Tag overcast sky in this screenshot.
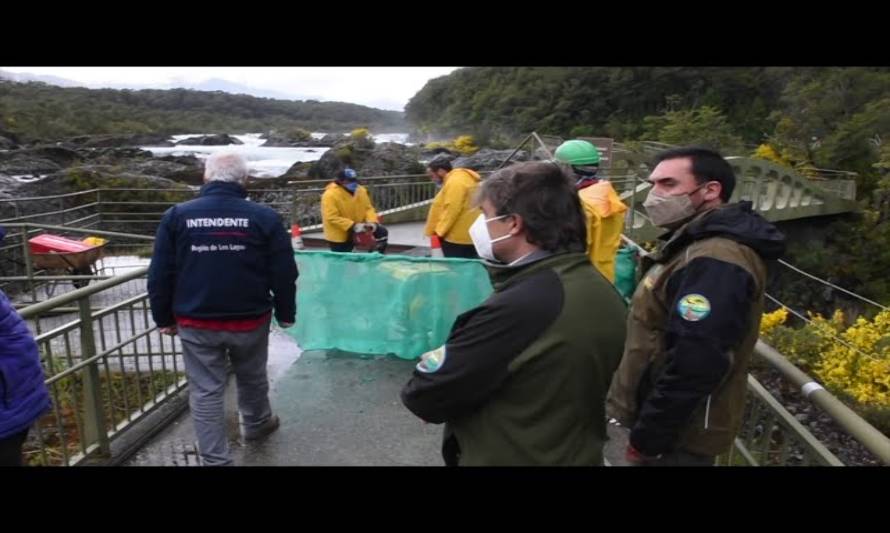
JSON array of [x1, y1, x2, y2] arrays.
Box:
[[0, 67, 460, 111]]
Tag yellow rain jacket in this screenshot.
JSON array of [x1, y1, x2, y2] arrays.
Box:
[[578, 181, 627, 282], [424, 168, 481, 245], [321, 182, 379, 243]]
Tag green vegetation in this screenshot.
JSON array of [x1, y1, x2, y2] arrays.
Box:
[[0, 81, 406, 142], [408, 67, 890, 308]]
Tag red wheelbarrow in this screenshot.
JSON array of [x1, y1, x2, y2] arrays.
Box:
[[28, 234, 109, 288]]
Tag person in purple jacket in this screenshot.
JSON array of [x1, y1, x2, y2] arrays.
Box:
[[0, 225, 51, 466]]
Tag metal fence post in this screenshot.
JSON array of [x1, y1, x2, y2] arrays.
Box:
[[19, 224, 37, 304], [96, 190, 103, 230], [78, 295, 111, 457], [627, 174, 637, 241]]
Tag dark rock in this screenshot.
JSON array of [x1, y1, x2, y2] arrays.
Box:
[[75, 147, 155, 165], [419, 149, 459, 162], [261, 139, 292, 147], [451, 149, 529, 171], [175, 134, 243, 146], [259, 130, 329, 147], [0, 156, 61, 176], [15, 166, 191, 199], [0, 145, 82, 175], [0, 173, 22, 191], [297, 136, 423, 180], [157, 154, 204, 167], [127, 159, 204, 185], [245, 175, 293, 189], [262, 138, 331, 148], [0, 129, 22, 146], [62, 133, 174, 148], [260, 131, 299, 147], [0, 135, 19, 150], [279, 161, 313, 180]]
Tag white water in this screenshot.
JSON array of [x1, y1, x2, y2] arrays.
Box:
[[6, 131, 413, 182], [140, 133, 327, 178], [373, 133, 412, 145], [311, 132, 411, 144], [139, 132, 413, 178]]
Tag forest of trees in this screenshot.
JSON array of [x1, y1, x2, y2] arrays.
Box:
[[0, 81, 407, 141], [407, 67, 888, 176]]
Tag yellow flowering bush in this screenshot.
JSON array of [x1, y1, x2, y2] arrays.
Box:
[[752, 144, 792, 168], [759, 307, 789, 335], [424, 140, 450, 151], [350, 128, 370, 140], [814, 311, 890, 407], [423, 135, 480, 156], [451, 135, 480, 155], [760, 308, 890, 410]]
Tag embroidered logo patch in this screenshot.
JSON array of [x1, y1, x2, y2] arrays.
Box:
[[677, 294, 711, 321]]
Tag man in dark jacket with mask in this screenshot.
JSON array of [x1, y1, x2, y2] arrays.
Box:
[[607, 147, 786, 466], [401, 161, 627, 466]]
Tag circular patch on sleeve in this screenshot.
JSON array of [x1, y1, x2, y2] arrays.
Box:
[[677, 294, 711, 321]]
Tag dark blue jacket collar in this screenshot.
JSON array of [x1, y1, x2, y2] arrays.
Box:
[[200, 180, 248, 198]]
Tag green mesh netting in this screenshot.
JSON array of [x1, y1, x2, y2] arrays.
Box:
[[288, 251, 493, 359], [614, 247, 638, 302]]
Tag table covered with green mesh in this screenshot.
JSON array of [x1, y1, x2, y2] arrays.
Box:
[[288, 251, 493, 359]]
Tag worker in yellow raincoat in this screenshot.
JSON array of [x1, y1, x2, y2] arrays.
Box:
[[423, 158, 482, 258], [321, 168, 388, 253], [554, 140, 627, 282]]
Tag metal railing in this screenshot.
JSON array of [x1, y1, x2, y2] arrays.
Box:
[[717, 376, 844, 466], [16, 266, 186, 466], [0, 174, 439, 281], [0, 173, 440, 233], [717, 341, 890, 466], [750, 341, 890, 465]]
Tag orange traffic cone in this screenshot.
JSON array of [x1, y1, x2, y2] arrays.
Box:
[[430, 234, 444, 258], [291, 224, 305, 250]]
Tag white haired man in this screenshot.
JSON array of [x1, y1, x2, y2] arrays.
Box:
[[148, 152, 298, 466]]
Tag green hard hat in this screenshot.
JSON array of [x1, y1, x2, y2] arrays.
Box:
[[554, 139, 601, 166]]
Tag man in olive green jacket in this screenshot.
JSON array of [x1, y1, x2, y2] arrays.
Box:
[[402, 161, 627, 466]]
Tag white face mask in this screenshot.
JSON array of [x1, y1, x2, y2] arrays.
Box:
[[469, 213, 513, 262]]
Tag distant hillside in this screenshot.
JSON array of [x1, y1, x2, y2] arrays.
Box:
[[0, 80, 407, 141]]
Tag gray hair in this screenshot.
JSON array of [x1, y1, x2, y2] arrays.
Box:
[[204, 152, 249, 183]]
